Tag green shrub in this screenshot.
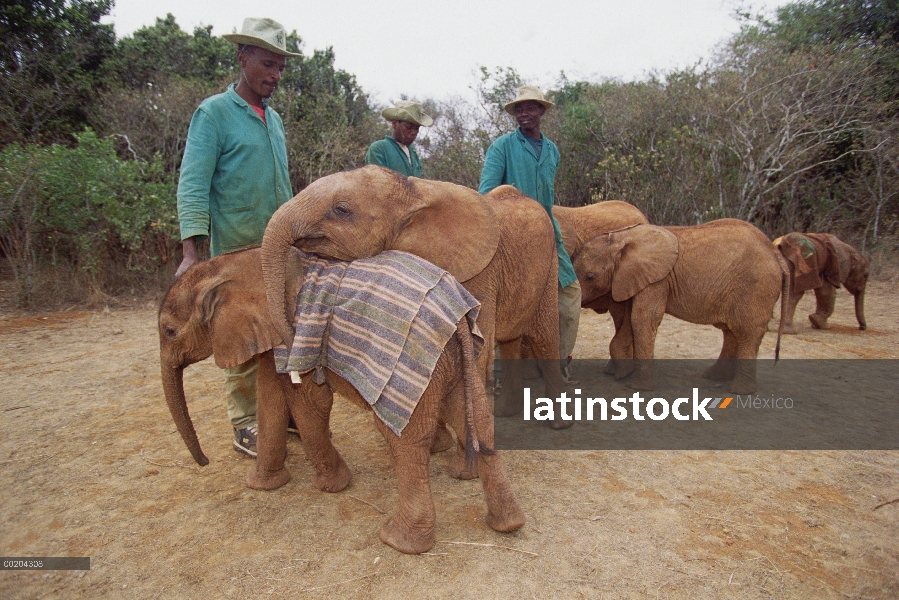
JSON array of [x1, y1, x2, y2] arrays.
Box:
[[0, 129, 176, 308]]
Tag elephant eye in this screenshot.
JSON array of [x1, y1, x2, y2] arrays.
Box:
[[164, 327, 177, 339], [333, 204, 350, 217], [585, 273, 596, 281]]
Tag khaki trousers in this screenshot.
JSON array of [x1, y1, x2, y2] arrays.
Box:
[[558, 280, 582, 361], [223, 356, 258, 429]]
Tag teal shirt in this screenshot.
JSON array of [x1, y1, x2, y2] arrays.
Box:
[[177, 84, 292, 257], [365, 136, 422, 177], [479, 128, 577, 288]]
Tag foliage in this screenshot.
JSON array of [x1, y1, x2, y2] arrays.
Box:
[[3, 1, 899, 310], [102, 14, 237, 88], [0, 130, 176, 307], [274, 38, 381, 191], [418, 66, 522, 187], [0, 0, 116, 145]]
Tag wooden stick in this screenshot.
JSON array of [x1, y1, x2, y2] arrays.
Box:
[[348, 494, 387, 514], [438, 541, 538, 557], [301, 572, 377, 593], [873, 497, 899, 511]]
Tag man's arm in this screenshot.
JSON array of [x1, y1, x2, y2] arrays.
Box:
[[478, 140, 506, 195], [175, 108, 219, 276]]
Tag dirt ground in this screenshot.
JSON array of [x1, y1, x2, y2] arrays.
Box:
[[1, 281, 897, 599]]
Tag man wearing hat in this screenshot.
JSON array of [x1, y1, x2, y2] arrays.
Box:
[[365, 101, 433, 177], [175, 17, 299, 457], [478, 86, 582, 383]]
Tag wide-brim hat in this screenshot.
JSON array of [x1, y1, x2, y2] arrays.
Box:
[[382, 101, 434, 127], [223, 18, 301, 57], [504, 85, 554, 116]]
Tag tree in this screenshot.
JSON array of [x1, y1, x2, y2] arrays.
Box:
[[0, 0, 116, 145]]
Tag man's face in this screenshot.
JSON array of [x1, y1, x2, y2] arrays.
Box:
[[238, 46, 287, 100], [514, 100, 546, 131], [391, 120, 421, 146]]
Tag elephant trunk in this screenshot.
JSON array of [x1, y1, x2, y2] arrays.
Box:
[[261, 202, 309, 347], [160, 363, 209, 466]]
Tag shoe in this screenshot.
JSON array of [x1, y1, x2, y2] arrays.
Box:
[[233, 424, 258, 458]]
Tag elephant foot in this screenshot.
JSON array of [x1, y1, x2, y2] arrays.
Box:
[[602, 359, 617, 376], [702, 362, 735, 382], [859, 323, 867, 330], [430, 424, 454, 454], [245, 466, 291, 491], [613, 361, 637, 381], [549, 418, 574, 430], [782, 324, 798, 335], [729, 377, 757, 396], [808, 314, 830, 329], [493, 392, 522, 418], [486, 497, 526, 533], [448, 449, 479, 480], [379, 515, 435, 554], [624, 373, 656, 391], [312, 457, 352, 493]]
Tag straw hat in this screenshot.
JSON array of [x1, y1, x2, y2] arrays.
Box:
[[223, 18, 301, 57], [504, 86, 554, 116], [382, 101, 434, 127]]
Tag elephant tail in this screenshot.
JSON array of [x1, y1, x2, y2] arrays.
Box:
[[456, 319, 495, 470], [774, 252, 791, 362]]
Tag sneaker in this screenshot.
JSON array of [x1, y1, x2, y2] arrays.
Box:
[[233, 424, 258, 458]]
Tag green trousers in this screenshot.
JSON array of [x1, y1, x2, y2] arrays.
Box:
[[223, 356, 258, 429]]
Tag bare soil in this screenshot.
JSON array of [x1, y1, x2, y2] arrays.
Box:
[[1, 282, 897, 599]]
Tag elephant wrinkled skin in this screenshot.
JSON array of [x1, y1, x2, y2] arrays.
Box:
[[157, 248, 524, 554], [261, 165, 569, 428], [774, 232, 868, 334], [572, 219, 788, 394]]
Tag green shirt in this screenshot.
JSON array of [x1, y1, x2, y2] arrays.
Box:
[[177, 84, 292, 257], [365, 136, 422, 177], [478, 128, 577, 288]]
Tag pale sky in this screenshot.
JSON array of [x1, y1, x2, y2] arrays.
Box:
[[103, 0, 790, 106]]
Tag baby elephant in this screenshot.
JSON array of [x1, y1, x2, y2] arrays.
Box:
[[774, 232, 868, 333], [572, 219, 788, 394], [158, 247, 524, 554]]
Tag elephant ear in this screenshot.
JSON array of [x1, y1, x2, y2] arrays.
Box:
[[392, 179, 500, 282], [815, 234, 850, 287], [777, 233, 824, 291], [609, 225, 678, 302], [199, 276, 283, 369]]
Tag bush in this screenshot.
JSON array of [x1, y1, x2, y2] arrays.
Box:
[[0, 129, 177, 307]]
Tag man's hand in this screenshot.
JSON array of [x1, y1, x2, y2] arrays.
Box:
[[174, 237, 199, 279]]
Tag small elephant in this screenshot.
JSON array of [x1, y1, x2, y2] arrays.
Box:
[[158, 247, 524, 554], [572, 219, 788, 394], [261, 166, 568, 428], [774, 232, 868, 333], [554, 201, 650, 364]]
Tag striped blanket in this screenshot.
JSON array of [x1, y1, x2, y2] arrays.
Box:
[[274, 250, 483, 435]]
